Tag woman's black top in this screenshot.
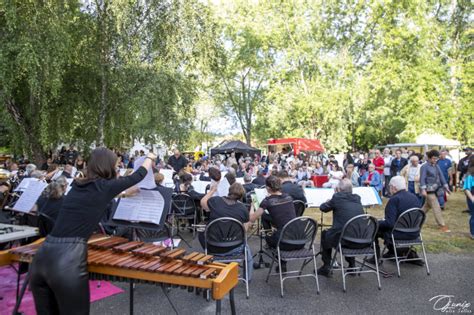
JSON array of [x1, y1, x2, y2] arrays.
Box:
[[208, 196, 249, 223], [50, 166, 147, 239], [36, 195, 64, 221], [260, 194, 296, 231]]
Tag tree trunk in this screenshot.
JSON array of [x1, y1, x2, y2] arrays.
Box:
[[5, 98, 46, 165], [96, 0, 109, 147]]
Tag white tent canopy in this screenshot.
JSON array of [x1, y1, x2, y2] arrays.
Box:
[[415, 133, 460, 146]]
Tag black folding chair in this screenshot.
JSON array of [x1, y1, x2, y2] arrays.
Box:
[[331, 214, 381, 292], [204, 217, 249, 298], [293, 200, 307, 217], [383, 208, 430, 277], [170, 193, 198, 245], [265, 216, 320, 297]]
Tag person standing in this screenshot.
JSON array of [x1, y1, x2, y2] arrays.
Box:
[[29, 148, 156, 314], [400, 155, 422, 202], [167, 149, 188, 174], [382, 148, 393, 197], [437, 149, 452, 209], [462, 156, 474, 239], [420, 150, 451, 233], [458, 147, 472, 186]]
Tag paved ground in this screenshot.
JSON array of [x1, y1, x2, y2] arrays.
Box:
[[91, 233, 474, 315]]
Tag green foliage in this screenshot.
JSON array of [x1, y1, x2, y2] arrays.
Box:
[[1, 0, 472, 161]]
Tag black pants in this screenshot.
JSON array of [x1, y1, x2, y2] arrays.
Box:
[[30, 236, 89, 315], [261, 213, 304, 251], [320, 230, 358, 268]]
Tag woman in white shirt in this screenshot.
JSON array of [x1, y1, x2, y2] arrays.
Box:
[[323, 161, 344, 188]]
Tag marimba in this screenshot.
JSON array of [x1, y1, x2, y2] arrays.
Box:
[[0, 236, 239, 314]]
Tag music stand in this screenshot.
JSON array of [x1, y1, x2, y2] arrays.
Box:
[[105, 187, 175, 315], [105, 187, 173, 243]]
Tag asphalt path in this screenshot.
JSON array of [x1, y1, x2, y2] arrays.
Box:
[[91, 234, 474, 315]]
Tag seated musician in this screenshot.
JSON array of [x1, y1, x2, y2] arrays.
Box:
[[200, 182, 253, 279], [317, 179, 364, 277], [32, 176, 69, 221], [372, 176, 422, 264], [175, 171, 206, 227], [278, 169, 307, 204], [199, 166, 221, 182], [175, 171, 205, 201], [249, 175, 298, 272], [29, 148, 156, 314], [242, 173, 258, 193], [251, 169, 266, 186]]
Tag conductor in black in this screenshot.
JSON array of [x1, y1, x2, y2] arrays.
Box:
[[29, 148, 157, 315]]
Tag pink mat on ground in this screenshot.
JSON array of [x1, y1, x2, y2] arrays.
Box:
[[0, 265, 124, 315]]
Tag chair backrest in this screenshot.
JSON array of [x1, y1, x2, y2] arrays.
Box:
[[277, 216, 318, 248], [293, 200, 307, 217], [38, 212, 56, 237], [204, 217, 246, 253], [339, 214, 378, 248], [171, 193, 196, 216], [392, 208, 425, 234]]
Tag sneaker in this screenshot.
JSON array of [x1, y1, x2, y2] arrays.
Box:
[[439, 226, 451, 233], [317, 266, 331, 277], [470, 235, 474, 240]]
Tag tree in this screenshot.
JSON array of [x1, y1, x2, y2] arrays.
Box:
[[210, 1, 273, 145]]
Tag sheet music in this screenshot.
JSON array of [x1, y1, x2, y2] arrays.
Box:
[[305, 188, 335, 208], [235, 177, 245, 184], [304, 187, 382, 207], [65, 178, 74, 195], [12, 180, 48, 213], [113, 190, 165, 225], [160, 169, 175, 186], [14, 178, 36, 191], [133, 157, 156, 189], [353, 187, 382, 206], [192, 180, 208, 194], [51, 170, 63, 181], [254, 188, 268, 207], [217, 178, 230, 197]]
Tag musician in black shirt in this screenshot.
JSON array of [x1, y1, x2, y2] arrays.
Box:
[[29, 148, 156, 315]]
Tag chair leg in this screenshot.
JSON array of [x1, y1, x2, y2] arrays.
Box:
[[312, 246, 320, 294], [278, 254, 284, 298], [265, 254, 275, 283], [393, 243, 401, 277], [244, 250, 249, 298], [421, 241, 430, 276], [340, 247, 346, 292], [373, 243, 382, 290], [391, 235, 402, 277]]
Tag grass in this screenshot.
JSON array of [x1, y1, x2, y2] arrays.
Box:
[[305, 190, 474, 255]]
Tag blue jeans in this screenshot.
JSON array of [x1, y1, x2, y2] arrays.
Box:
[[408, 181, 423, 204], [215, 244, 253, 281], [467, 197, 474, 236]]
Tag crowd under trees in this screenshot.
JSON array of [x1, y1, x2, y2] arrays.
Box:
[[0, 0, 472, 164]]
